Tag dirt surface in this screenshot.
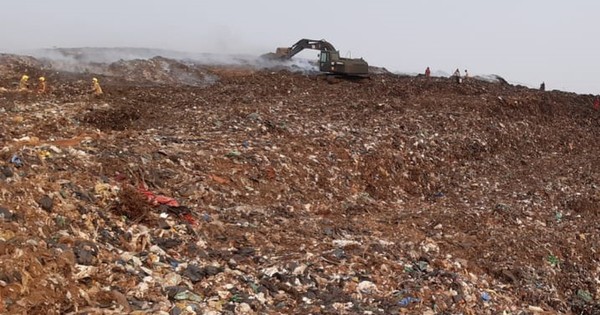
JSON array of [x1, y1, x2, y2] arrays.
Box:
[[1, 53, 600, 314]]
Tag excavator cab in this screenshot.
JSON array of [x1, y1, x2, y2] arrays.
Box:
[[319, 50, 368, 77], [319, 51, 331, 68]]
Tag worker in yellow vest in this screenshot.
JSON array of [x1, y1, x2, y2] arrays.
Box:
[[92, 77, 103, 96], [19, 75, 30, 91]]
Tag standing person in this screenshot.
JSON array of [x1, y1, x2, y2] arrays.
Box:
[[594, 96, 600, 111], [464, 69, 469, 79], [19, 75, 29, 91], [452, 68, 461, 84], [92, 77, 103, 96], [38, 77, 47, 94], [425, 66, 431, 78], [540, 82, 545, 91]]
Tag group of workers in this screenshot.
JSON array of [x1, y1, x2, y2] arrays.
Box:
[[14, 75, 103, 96], [424, 66, 468, 84], [18, 75, 44, 92], [424, 67, 600, 110], [451, 68, 469, 83]]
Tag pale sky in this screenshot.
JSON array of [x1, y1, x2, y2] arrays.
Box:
[[1, 1, 597, 94]]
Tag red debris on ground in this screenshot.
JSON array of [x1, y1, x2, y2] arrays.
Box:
[[139, 185, 180, 207]]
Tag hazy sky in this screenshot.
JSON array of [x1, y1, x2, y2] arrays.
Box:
[[1, 1, 597, 94]]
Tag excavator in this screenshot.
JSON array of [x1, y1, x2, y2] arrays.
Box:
[[265, 39, 369, 77]]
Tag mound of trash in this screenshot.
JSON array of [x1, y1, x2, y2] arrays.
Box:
[[106, 57, 216, 86], [0, 53, 599, 314]]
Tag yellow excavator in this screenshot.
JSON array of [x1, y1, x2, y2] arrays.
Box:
[[265, 39, 369, 77]]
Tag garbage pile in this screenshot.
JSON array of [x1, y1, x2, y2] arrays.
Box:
[[0, 53, 599, 314], [106, 57, 217, 86]]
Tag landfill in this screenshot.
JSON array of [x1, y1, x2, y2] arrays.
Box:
[[0, 52, 599, 314]]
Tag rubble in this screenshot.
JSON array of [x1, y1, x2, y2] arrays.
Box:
[[0, 52, 599, 314]]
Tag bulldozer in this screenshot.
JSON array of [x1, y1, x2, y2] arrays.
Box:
[[265, 39, 369, 77]]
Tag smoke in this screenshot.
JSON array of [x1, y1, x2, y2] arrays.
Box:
[[25, 47, 319, 75], [4, 47, 318, 87]]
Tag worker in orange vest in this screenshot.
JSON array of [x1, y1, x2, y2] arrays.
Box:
[[38, 77, 47, 93]]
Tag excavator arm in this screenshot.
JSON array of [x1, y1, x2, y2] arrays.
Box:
[[275, 39, 336, 59], [285, 39, 336, 59]]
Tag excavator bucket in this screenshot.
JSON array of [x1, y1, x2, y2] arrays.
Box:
[[275, 47, 291, 58], [260, 47, 291, 60]]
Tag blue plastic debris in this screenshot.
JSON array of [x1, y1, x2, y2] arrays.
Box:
[[201, 213, 212, 222], [166, 257, 180, 268], [242, 140, 250, 148], [398, 297, 420, 307], [10, 154, 23, 168], [481, 291, 491, 302]]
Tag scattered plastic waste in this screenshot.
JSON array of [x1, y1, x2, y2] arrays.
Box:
[[139, 186, 180, 207], [225, 150, 241, 158], [0, 52, 597, 314], [577, 289, 593, 303], [0, 207, 15, 221], [201, 213, 212, 222], [10, 154, 23, 167], [398, 296, 420, 307], [357, 281, 377, 294], [481, 291, 491, 302], [173, 290, 203, 303], [38, 150, 51, 160], [416, 260, 429, 272]]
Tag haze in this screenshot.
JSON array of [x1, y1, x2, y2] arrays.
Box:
[[1, 0, 597, 94]]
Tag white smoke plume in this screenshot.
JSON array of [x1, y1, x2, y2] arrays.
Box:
[[25, 47, 318, 75]]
